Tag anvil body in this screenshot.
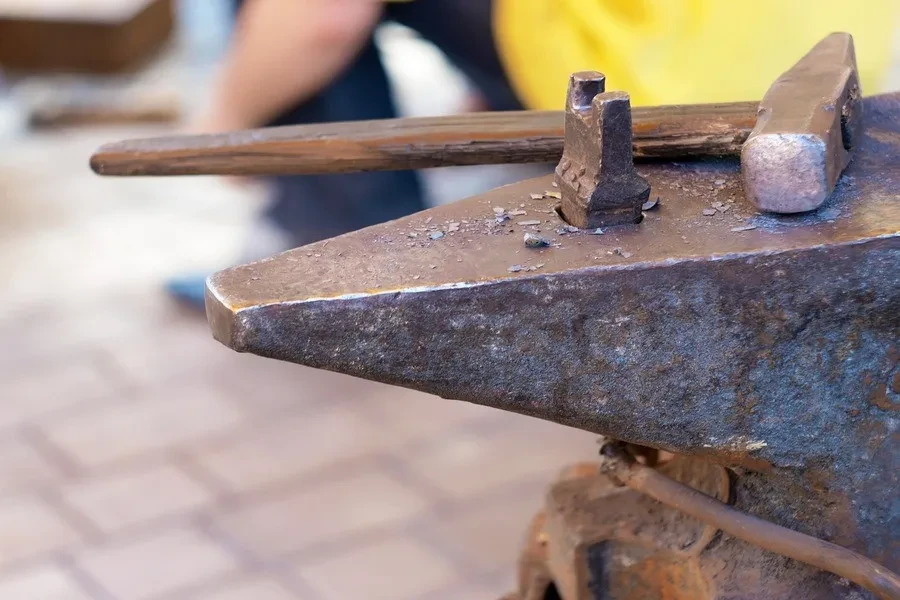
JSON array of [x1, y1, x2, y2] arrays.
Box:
[[207, 94, 899, 598]]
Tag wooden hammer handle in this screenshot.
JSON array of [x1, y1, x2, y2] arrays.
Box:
[[90, 101, 759, 177]]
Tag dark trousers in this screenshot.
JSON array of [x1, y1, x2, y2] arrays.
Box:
[[239, 0, 520, 246]]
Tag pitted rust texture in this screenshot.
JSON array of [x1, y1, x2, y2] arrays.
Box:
[[513, 509, 553, 600], [541, 457, 728, 600], [509, 457, 886, 599], [555, 71, 650, 228], [207, 94, 900, 585], [742, 33, 861, 213]]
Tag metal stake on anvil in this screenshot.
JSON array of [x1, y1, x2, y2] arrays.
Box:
[[555, 72, 650, 228]]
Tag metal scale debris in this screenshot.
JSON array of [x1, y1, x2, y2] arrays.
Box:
[[93, 34, 899, 599]]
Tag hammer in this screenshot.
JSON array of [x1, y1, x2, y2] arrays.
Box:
[[90, 33, 860, 214], [742, 32, 860, 213]]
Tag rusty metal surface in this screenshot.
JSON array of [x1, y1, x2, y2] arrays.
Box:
[[514, 455, 894, 600], [597, 443, 900, 599], [541, 457, 728, 600], [207, 93, 900, 583], [555, 72, 650, 228], [514, 509, 552, 600], [742, 33, 861, 213]]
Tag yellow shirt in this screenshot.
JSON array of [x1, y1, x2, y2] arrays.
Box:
[[493, 0, 899, 108]]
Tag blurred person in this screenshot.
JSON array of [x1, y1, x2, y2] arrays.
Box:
[[169, 0, 899, 307], [168, 0, 516, 307]]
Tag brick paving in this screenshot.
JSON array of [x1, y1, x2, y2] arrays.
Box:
[[0, 126, 598, 599]]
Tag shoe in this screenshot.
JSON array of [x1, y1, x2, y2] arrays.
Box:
[[165, 275, 208, 311], [165, 218, 295, 311]]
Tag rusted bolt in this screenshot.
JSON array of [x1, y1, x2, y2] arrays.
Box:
[[555, 71, 650, 229]]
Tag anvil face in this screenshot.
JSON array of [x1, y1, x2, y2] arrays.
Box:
[[206, 95, 899, 567]]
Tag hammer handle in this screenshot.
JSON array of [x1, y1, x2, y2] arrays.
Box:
[[90, 101, 759, 177]]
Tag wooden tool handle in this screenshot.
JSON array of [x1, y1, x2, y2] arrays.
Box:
[[90, 101, 759, 177]]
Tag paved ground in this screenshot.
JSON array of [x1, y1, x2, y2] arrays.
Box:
[[0, 117, 601, 600], [0, 10, 600, 598]]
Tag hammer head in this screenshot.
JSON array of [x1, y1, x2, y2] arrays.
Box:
[[742, 33, 860, 214]]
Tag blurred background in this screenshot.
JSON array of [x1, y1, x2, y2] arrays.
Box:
[[1, 3, 899, 600], [0, 2, 598, 599]]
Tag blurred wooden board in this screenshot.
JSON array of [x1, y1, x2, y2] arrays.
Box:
[[0, 0, 174, 73]]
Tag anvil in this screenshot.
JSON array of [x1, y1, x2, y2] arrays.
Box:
[[90, 31, 899, 595], [204, 93, 899, 598]]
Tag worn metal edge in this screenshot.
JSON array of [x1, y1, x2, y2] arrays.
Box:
[[205, 233, 897, 353]]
